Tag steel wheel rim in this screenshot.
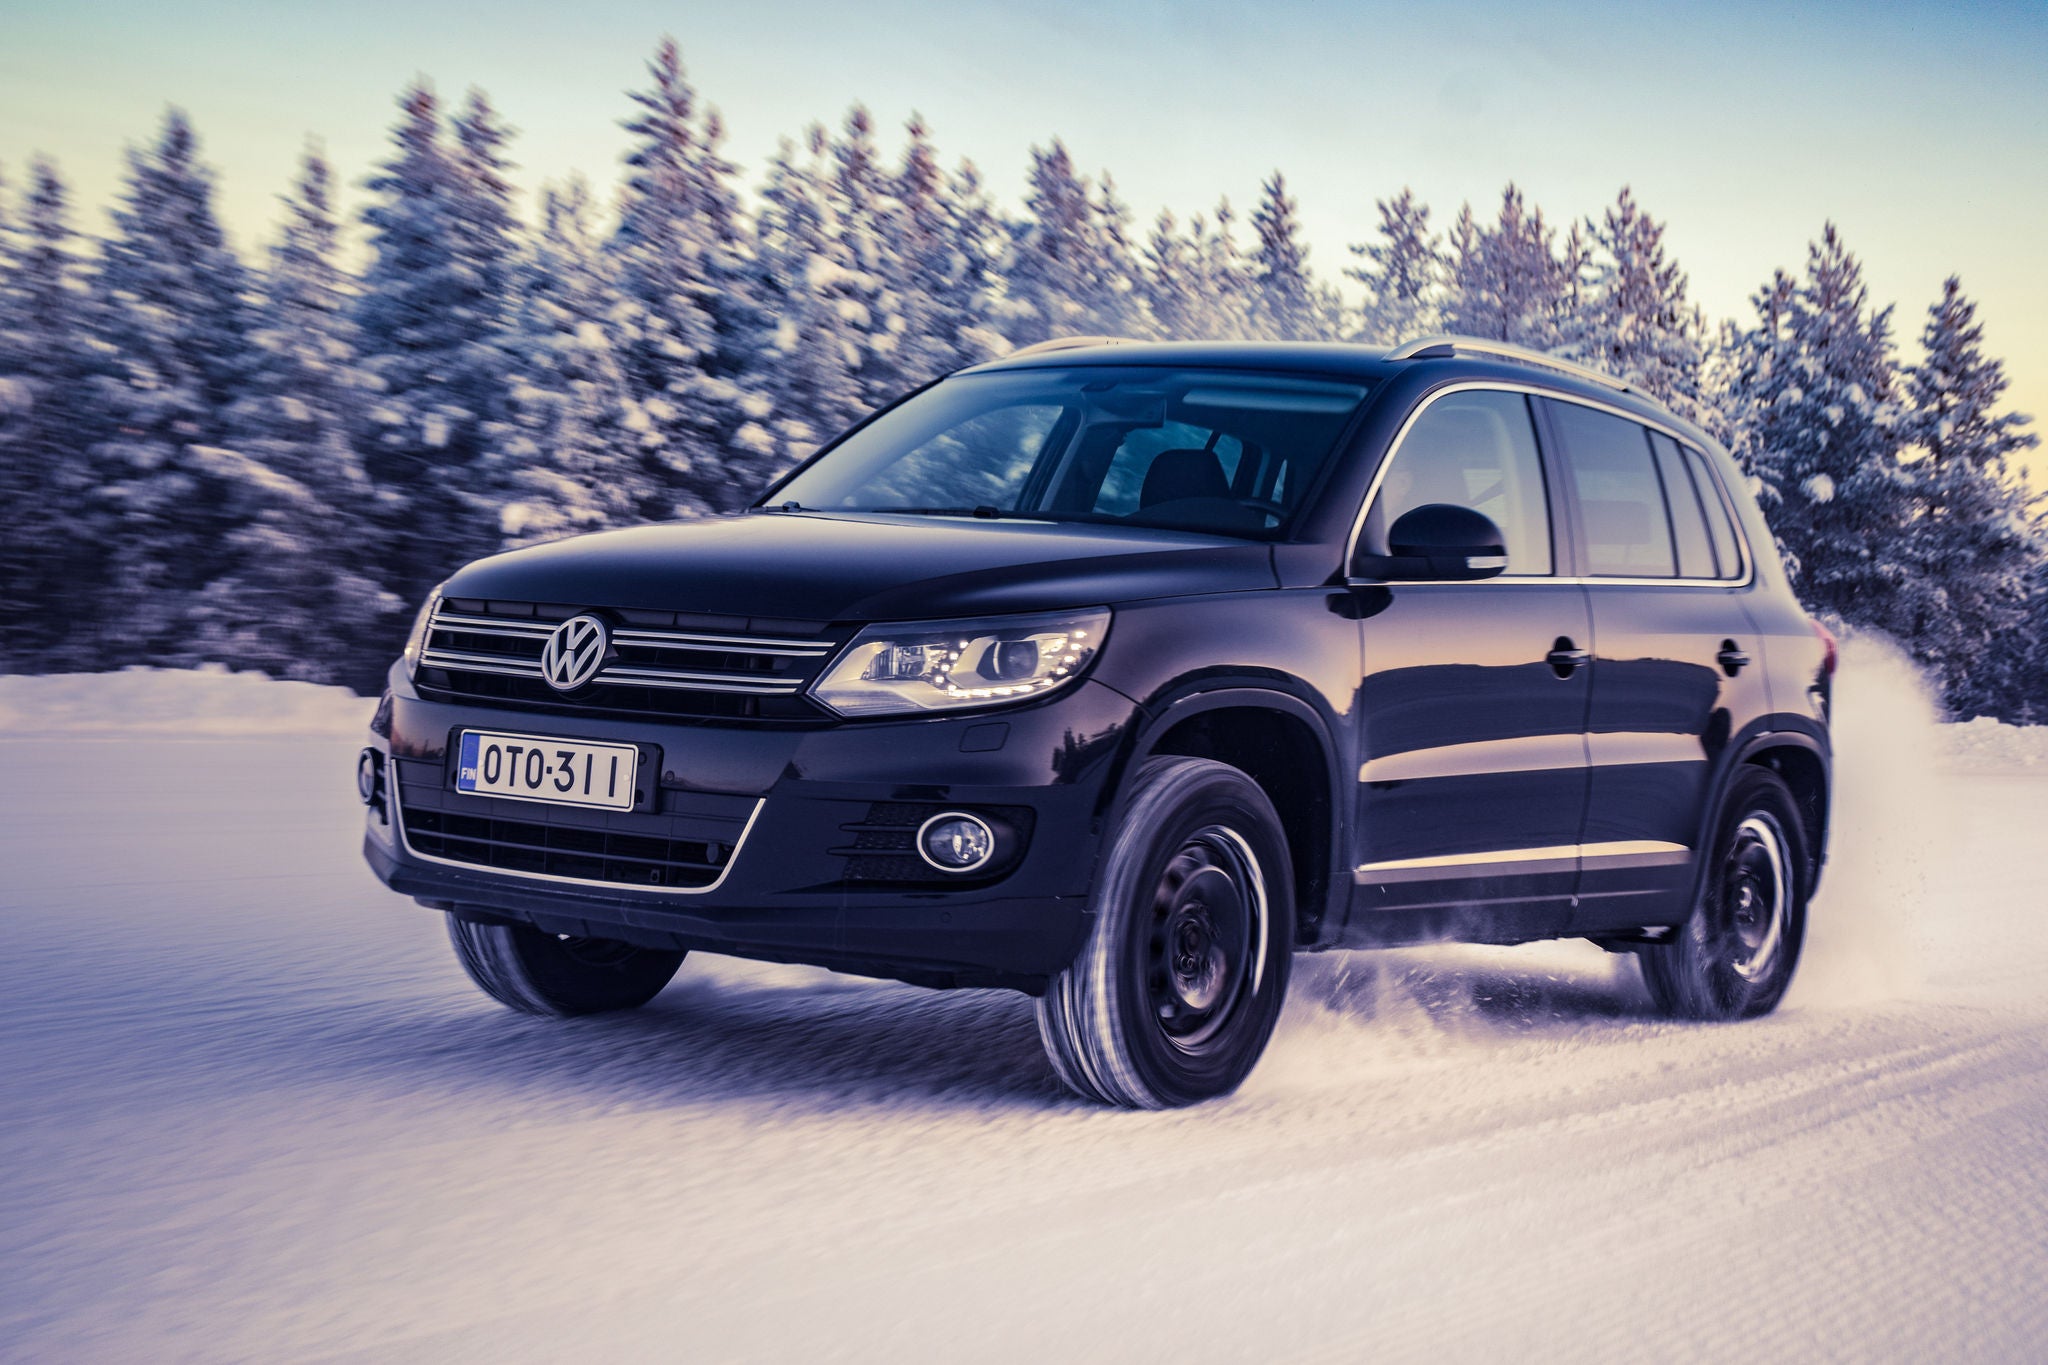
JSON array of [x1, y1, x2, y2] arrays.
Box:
[[1725, 814, 1788, 982], [1145, 824, 1268, 1053]]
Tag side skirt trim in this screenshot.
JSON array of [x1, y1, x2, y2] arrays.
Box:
[[1354, 839, 1689, 885]]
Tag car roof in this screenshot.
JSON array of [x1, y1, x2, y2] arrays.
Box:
[[959, 339, 1721, 453]]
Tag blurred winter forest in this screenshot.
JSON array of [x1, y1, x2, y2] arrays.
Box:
[[0, 39, 2039, 713]]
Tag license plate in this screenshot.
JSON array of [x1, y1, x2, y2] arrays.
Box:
[[455, 730, 640, 811]]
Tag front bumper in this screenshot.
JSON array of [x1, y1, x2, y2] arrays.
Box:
[[360, 668, 1137, 991]]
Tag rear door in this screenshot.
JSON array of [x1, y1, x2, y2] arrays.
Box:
[[1347, 387, 1592, 940], [1540, 397, 1769, 931]]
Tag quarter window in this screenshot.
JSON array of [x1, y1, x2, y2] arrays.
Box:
[[1683, 445, 1745, 580], [1361, 390, 1553, 576], [1650, 431, 1717, 579]]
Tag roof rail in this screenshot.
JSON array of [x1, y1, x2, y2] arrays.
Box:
[[1004, 335, 1142, 359], [1385, 334, 1632, 394]]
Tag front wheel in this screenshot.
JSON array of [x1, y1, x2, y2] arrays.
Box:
[[447, 916, 686, 1016], [1037, 756, 1294, 1108], [1641, 766, 1809, 1020]]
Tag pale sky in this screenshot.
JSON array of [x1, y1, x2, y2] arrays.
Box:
[[5, 0, 2044, 472]]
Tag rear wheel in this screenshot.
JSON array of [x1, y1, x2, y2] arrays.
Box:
[[1641, 767, 1808, 1020], [1037, 756, 1294, 1108], [447, 916, 686, 1016]]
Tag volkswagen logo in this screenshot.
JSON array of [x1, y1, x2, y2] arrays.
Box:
[[539, 615, 609, 692]]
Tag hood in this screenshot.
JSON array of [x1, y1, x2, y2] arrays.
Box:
[[441, 512, 1278, 621]]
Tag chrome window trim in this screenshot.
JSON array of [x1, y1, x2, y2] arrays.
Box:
[[1344, 381, 1755, 589], [389, 777, 767, 897]]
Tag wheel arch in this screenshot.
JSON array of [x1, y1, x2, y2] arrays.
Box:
[[1119, 683, 1347, 947], [1692, 729, 1830, 902]]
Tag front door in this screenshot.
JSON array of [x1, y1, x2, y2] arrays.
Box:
[[1346, 387, 1592, 943]]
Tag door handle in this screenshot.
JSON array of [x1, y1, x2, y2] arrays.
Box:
[[1716, 640, 1751, 677], [1546, 637, 1591, 679]]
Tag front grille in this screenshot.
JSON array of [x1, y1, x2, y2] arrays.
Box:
[[416, 598, 843, 721], [394, 759, 756, 890]]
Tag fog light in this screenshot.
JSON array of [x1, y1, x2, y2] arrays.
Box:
[[917, 811, 996, 873], [357, 747, 384, 805]]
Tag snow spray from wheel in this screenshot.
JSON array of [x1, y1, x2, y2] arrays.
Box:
[[1253, 632, 1953, 1091], [1785, 631, 1950, 1009]]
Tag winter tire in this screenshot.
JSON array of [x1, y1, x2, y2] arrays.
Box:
[[447, 915, 686, 1017], [1036, 756, 1293, 1108], [1641, 766, 1809, 1021]]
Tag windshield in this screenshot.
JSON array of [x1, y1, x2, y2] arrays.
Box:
[[764, 366, 1373, 539]]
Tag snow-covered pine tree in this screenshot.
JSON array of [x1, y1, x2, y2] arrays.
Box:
[[613, 39, 774, 513], [1009, 141, 1147, 344], [1888, 276, 2043, 717], [1562, 187, 1708, 417], [1142, 209, 1200, 341], [86, 109, 256, 665], [885, 116, 1010, 383], [606, 41, 774, 511], [751, 127, 868, 474], [1720, 225, 1910, 630], [1347, 188, 1444, 346], [0, 158, 102, 669], [1440, 184, 1572, 349], [487, 177, 661, 549], [821, 104, 912, 410], [357, 81, 505, 600], [1090, 171, 1151, 338], [185, 143, 400, 688], [1248, 171, 1342, 341], [1188, 199, 1257, 340]]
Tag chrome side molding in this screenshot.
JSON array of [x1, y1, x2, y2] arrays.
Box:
[[1354, 839, 1689, 884]]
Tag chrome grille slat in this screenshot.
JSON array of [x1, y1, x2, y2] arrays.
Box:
[[599, 667, 805, 695], [431, 611, 557, 635], [610, 629, 834, 657], [421, 649, 545, 678]]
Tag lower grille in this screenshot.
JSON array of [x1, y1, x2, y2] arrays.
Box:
[[832, 801, 1034, 884], [394, 760, 756, 891]]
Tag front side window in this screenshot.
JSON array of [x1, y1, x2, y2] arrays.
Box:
[[1358, 389, 1554, 575], [766, 367, 1372, 540]]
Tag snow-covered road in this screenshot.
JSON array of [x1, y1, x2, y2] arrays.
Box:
[[4, 668, 2046, 1362]]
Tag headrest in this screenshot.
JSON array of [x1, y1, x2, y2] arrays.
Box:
[[1140, 448, 1231, 508]]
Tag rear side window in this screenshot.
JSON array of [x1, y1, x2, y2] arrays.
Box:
[[1649, 431, 1716, 578], [1683, 445, 1745, 579], [1363, 389, 1553, 575], [1548, 401, 1676, 578]]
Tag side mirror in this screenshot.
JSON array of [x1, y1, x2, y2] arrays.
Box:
[[1352, 503, 1508, 582]]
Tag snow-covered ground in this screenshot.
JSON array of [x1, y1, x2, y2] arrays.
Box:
[[4, 653, 2046, 1362]]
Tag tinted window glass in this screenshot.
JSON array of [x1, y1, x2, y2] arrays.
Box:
[[1650, 431, 1716, 579], [770, 367, 1370, 540], [1094, 422, 1236, 517], [859, 404, 1064, 509], [1684, 445, 1743, 579], [1363, 390, 1552, 575], [1550, 401, 1676, 578]]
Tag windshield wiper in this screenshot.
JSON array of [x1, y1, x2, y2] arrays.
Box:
[[859, 506, 1008, 519]]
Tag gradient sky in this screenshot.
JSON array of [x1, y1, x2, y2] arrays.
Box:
[[5, 0, 2045, 471]]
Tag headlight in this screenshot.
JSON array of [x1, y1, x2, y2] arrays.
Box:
[[401, 590, 441, 677], [810, 608, 1111, 717]]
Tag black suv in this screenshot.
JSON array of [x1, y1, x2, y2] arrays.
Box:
[[360, 336, 1834, 1108]]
